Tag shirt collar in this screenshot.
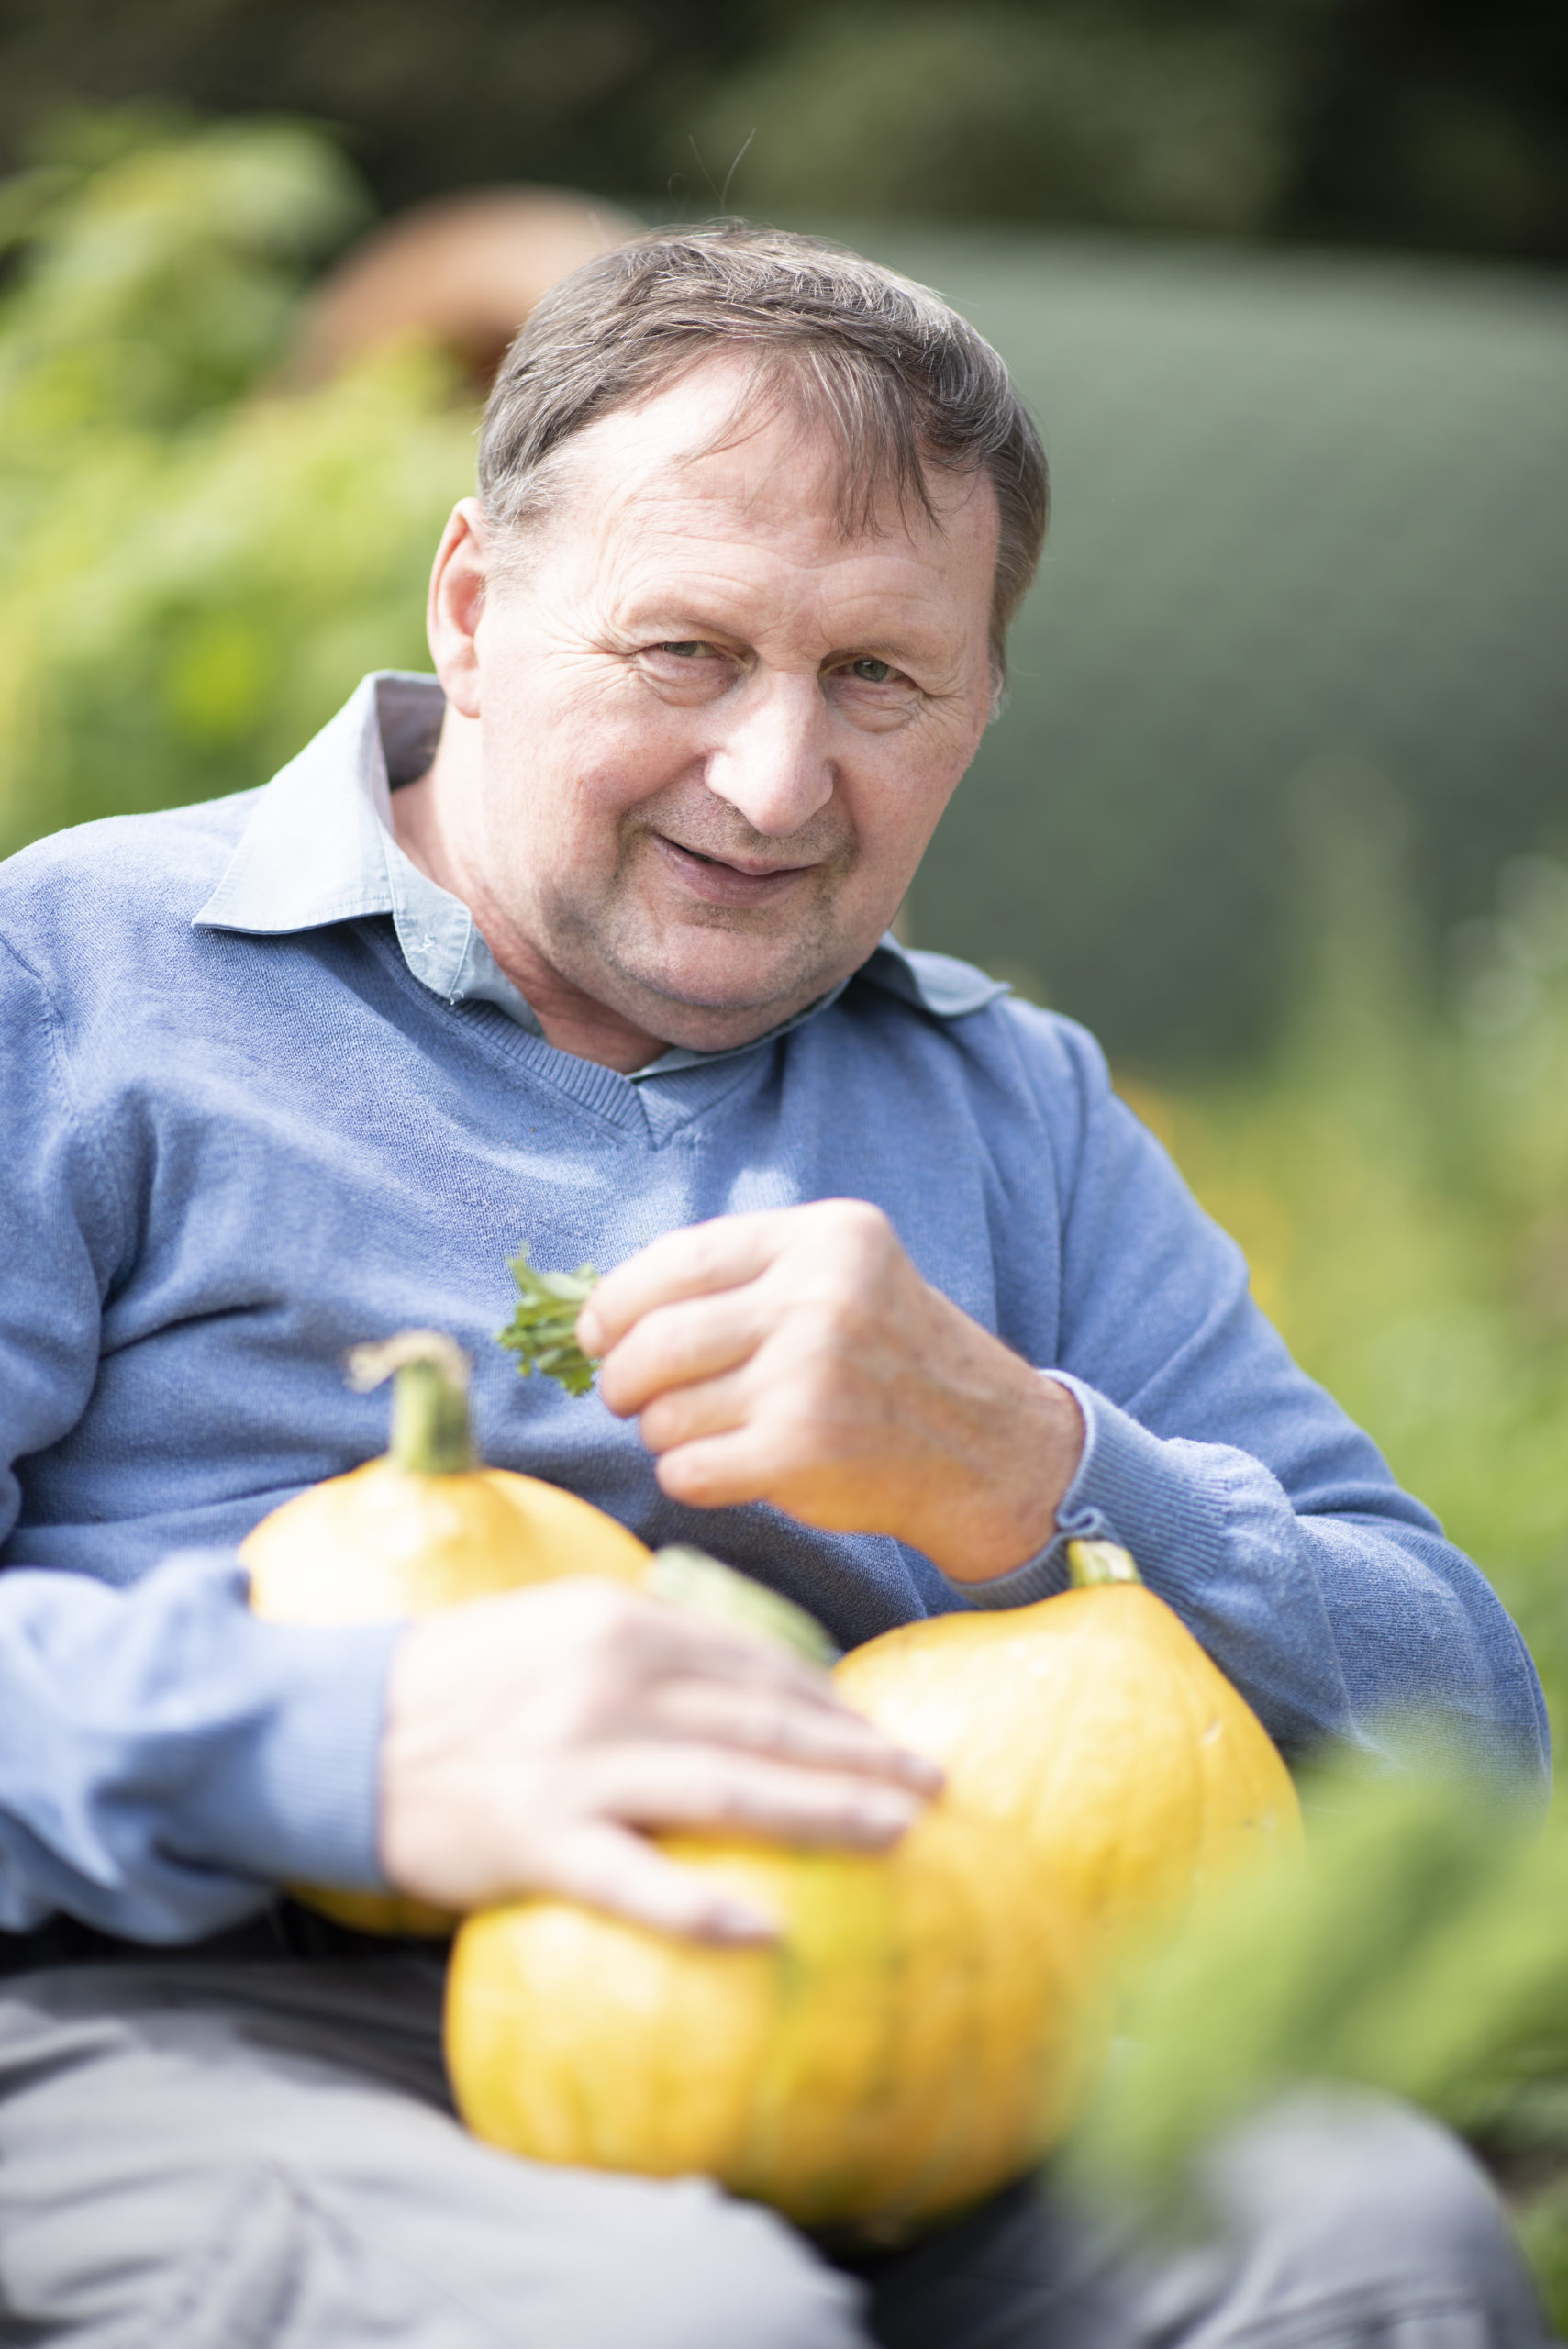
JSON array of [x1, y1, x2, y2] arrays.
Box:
[[194, 671, 1006, 1074]]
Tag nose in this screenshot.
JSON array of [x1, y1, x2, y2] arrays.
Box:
[[703, 673, 835, 839]]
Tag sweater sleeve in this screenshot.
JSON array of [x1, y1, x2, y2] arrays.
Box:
[[948, 1007, 1550, 1788], [0, 1556, 397, 1941], [0, 936, 397, 1943]]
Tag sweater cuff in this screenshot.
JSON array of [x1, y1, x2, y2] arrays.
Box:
[[942, 1371, 1231, 1612]]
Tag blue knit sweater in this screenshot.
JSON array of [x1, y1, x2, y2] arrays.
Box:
[[0, 676, 1548, 1943]]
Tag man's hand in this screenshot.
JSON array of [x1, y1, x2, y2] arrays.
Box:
[[577, 1202, 1084, 1584], [379, 1576, 939, 1942]]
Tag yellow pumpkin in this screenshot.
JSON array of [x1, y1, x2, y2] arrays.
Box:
[[243, 1332, 651, 1628], [833, 1539, 1300, 1967], [245, 1331, 832, 1934], [445, 1803, 1099, 2231]]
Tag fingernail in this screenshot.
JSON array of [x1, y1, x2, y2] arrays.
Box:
[[576, 1308, 602, 1353], [903, 1751, 944, 1791]]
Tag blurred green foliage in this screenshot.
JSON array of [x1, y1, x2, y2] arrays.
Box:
[[1133, 791, 1568, 1728], [0, 112, 472, 852], [2, 0, 1565, 262], [0, 109, 367, 440], [1072, 1769, 1568, 2317], [689, 9, 1291, 238], [1080, 1774, 1556, 2193]]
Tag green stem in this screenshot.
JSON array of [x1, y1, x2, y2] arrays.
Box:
[[1066, 1537, 1143, 1588], [388, 1358, 473, 1475], [346, 1330, 474, 1475]]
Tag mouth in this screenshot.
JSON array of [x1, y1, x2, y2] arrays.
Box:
[[653, 835, 819, 911]]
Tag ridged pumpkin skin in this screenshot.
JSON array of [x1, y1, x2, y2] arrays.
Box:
[[833, 1568, 1300, 1965], [446, 1806, 1097, 2230]]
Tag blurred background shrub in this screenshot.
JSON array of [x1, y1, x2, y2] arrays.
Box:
[[0, 113, 473, 846], [3, 0, 1565, 261]]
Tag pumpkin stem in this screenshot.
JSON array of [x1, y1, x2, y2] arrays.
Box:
[[1065, 1537, 1143, 1588], [647, 1545, 837, 1666], [346, 1330, 475, 1475]]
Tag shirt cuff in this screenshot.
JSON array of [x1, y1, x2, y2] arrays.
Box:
[[172, 1556, 401, 1893], [940, 1370, 1231, 1612]]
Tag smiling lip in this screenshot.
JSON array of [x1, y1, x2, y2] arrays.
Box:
[[654, 835, 818, 909]]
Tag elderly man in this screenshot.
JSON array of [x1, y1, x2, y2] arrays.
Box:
[[0, 227, 1551, 2347]]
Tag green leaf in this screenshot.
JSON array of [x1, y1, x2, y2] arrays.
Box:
[[497, 1245, 601, 1397]]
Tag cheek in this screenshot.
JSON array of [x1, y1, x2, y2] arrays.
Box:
[[486, 662, 704, 828], [848, 734, 970, 869]]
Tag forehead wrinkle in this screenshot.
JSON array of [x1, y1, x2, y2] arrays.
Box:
[[581, 462, 989, 647], [560, 353, 984, 565]]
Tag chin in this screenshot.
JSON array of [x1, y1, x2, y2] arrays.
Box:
[[621, 949, 835, 1041]]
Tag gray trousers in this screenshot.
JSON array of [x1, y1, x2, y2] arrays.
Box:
[[0, 1936, 1551, 2349]]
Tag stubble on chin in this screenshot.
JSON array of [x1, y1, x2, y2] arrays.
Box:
[[536, 826, 864, 1035]]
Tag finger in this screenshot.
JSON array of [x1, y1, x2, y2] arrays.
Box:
[[579, 1213, 787, 1355], [634, 1676, 944, 1790], [581, 1742, 926, 1847], [651, 1425, 820, 1515], [596, 1292, 764, 1419], [636, 1367, 752, 1454], [478, 1575, 842, 1705], [532, 1820, 779, 1944]]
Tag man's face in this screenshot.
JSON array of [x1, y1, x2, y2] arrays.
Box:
[[450, 359, 1000, 1052]]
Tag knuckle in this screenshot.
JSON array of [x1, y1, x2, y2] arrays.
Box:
[[712, 1771, 784, 1829], [657, 1449, 725, 1507], [638, 1392, 690, 1453], [593, 1353, 633, 1411], [568, 1575, 637, 1638], [827, 1197, 895, 1265], [556, 1579, 659, 1675]]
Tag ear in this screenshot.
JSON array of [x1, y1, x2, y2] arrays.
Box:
[[427, 498, 491, 719]]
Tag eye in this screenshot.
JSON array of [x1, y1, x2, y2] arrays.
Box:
[[657, 640, 720, 660], [848, 657, 895, 684]]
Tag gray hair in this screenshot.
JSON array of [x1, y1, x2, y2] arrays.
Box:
[[476, 223, 1049, 676]]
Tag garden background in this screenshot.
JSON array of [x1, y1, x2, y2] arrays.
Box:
[[3, 0, 1567, 2308]]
